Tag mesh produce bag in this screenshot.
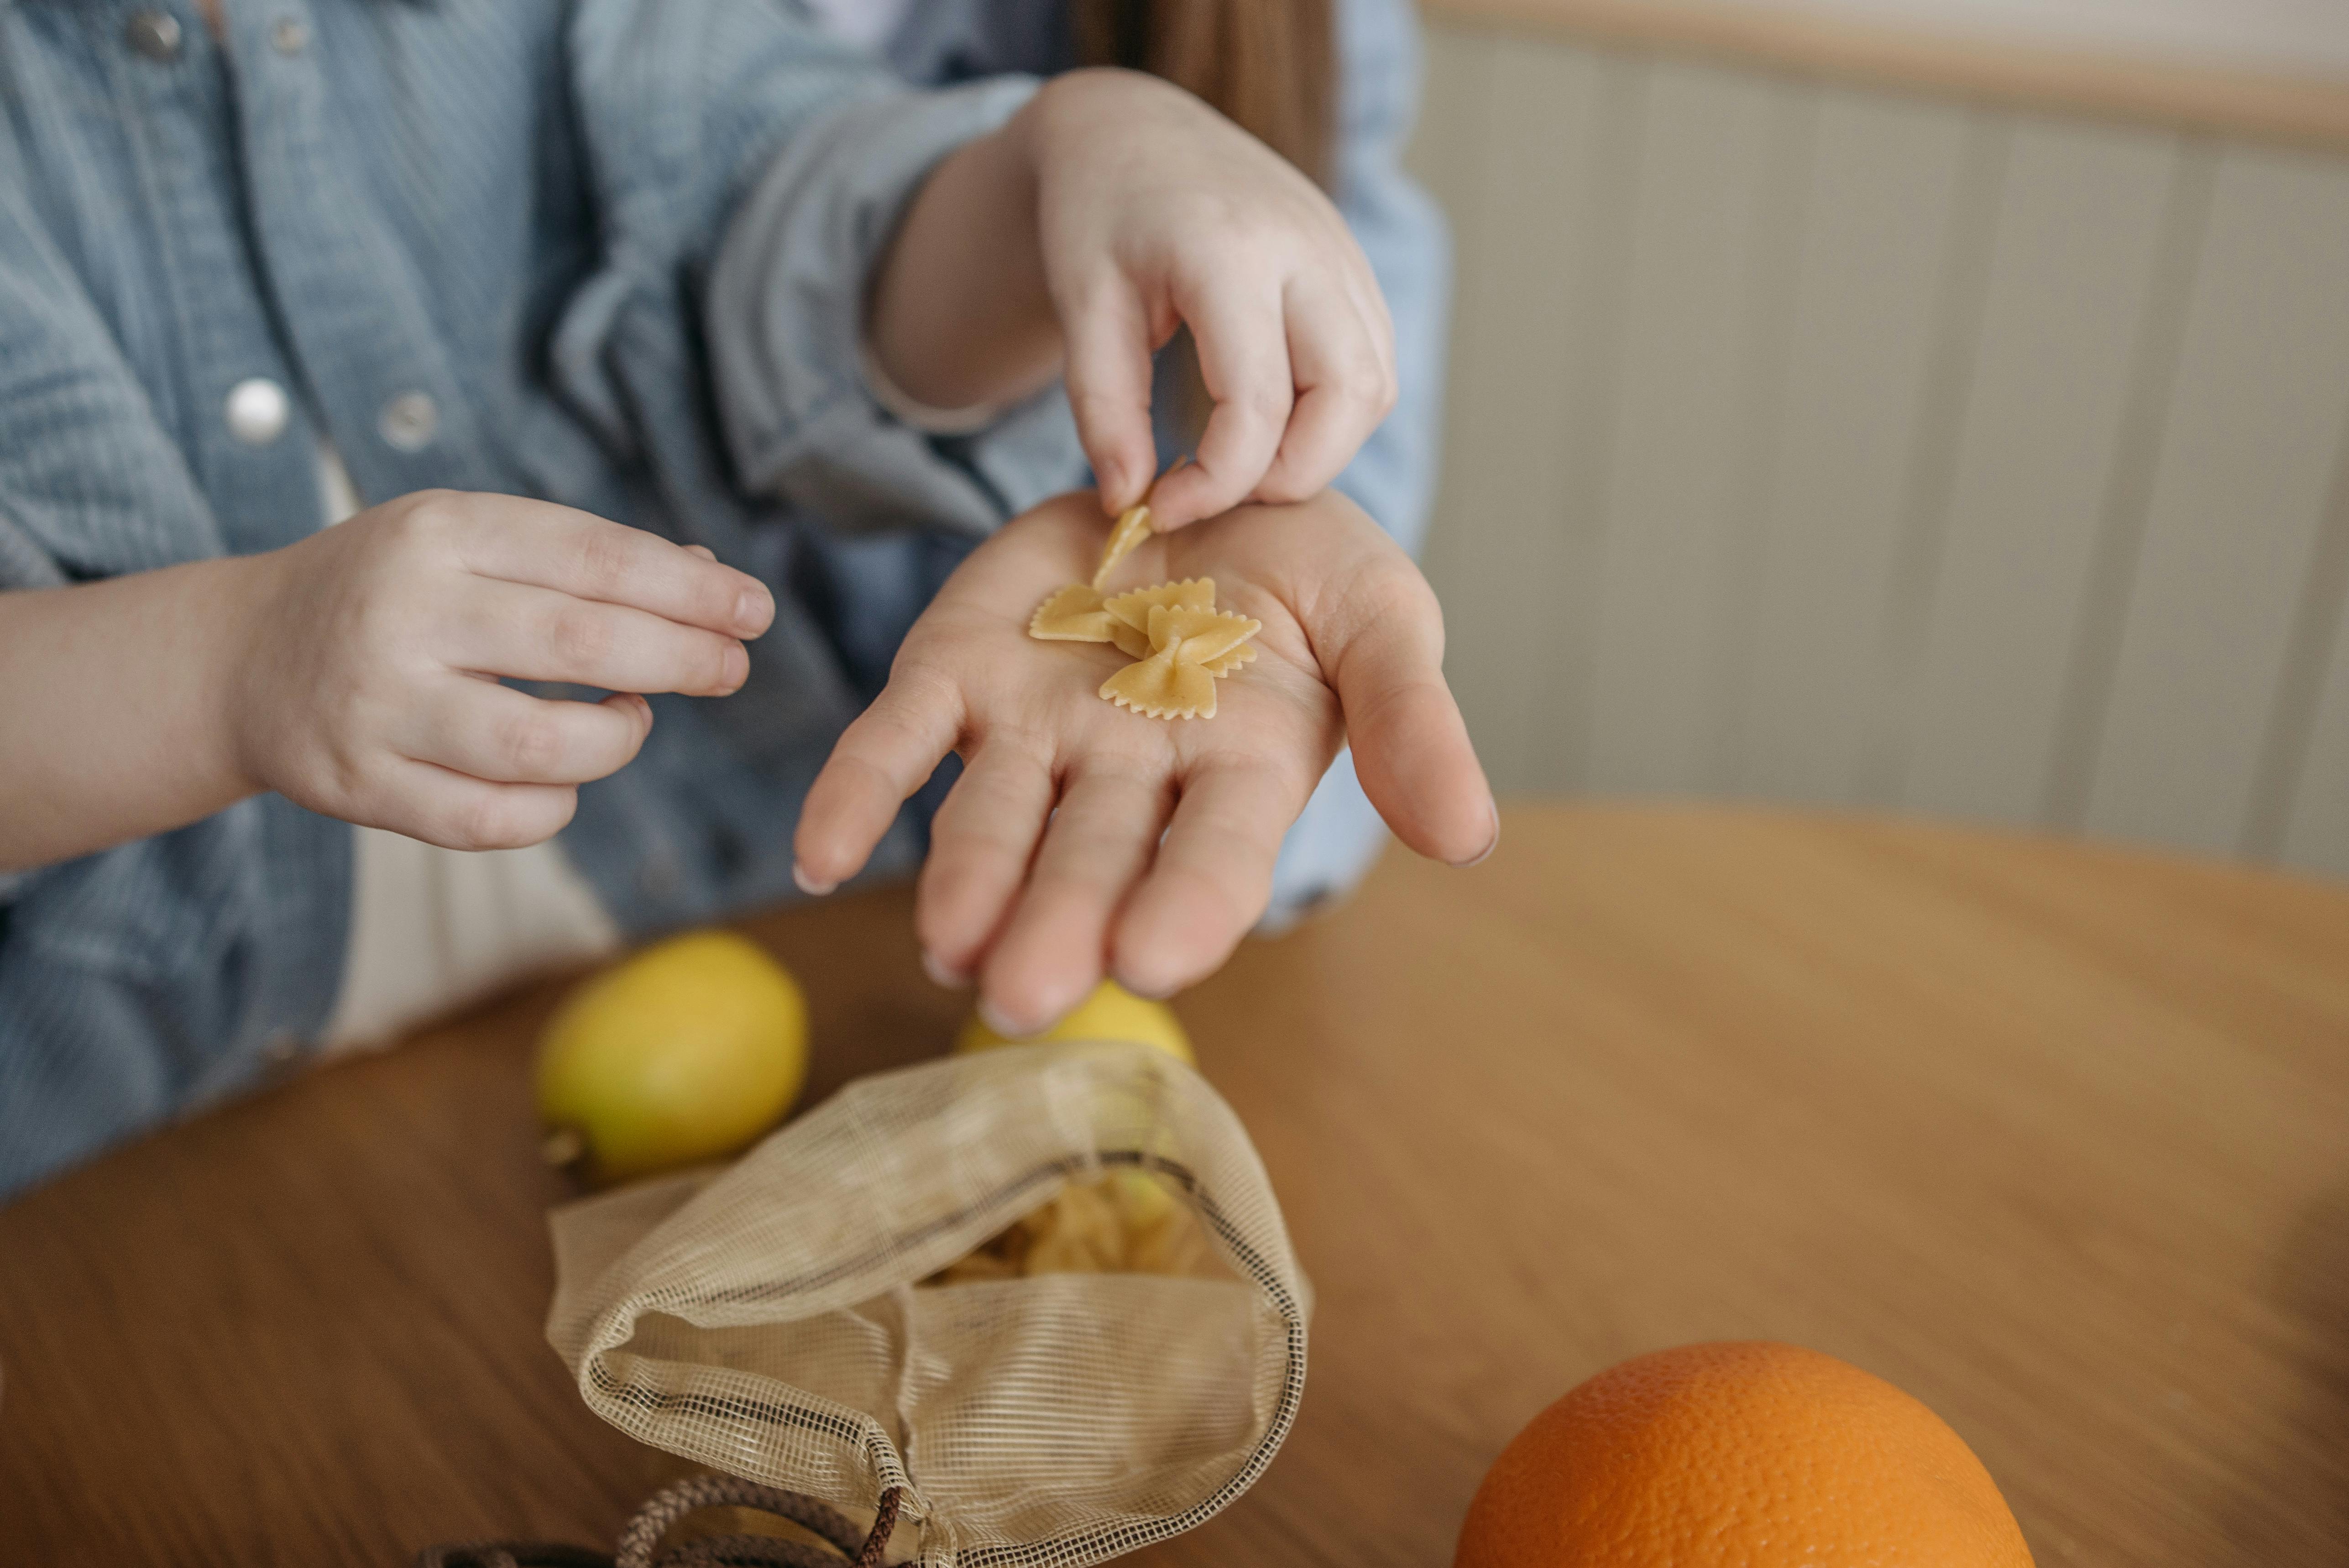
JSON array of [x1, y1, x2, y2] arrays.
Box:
[[545, 1041, 1310, 1567]]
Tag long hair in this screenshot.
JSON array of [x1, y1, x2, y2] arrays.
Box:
[[1070, 0, 1336, 187]]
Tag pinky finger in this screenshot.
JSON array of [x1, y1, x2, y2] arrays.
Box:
[[1061, 275, 1162, 516], [378, 759, 581, 852]]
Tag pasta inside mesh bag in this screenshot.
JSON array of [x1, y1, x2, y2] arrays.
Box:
[[546, 1042, 1310, 1568]]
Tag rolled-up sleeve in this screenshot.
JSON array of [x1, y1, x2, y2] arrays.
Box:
[[0, 510, 65, 593], [708, 77, 1086, 537], [1328, 0, 1452, 558], [548, 0, 897, 465], [0, 512, 59, 903]]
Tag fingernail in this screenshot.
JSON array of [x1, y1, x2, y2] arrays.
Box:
[[792, 861, 837, 898], [738, 585, 774, 631], [1451, 798, 1502, 869], [921, 949, 968, 990], [976, 998, 1034, 1040], [1118, 972, 1178, 1002]]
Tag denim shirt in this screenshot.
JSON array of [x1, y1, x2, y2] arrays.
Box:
[[0, 0, 1447, 1196]]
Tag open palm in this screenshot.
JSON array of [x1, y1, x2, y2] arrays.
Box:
[[793, 489, 1494, 1033]]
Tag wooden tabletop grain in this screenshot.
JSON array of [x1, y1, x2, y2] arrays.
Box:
[[3, 805, 2346, 1566]]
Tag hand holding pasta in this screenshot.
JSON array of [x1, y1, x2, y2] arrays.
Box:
[[792, 489, 1496, 1036], [1028, 481, 1264, 720]]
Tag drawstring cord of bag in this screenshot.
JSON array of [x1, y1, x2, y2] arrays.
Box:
[[417, 1476, 905, 1568]]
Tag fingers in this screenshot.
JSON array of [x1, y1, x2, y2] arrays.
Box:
[[1250, 281, 1397, 506], [794, 669, 964, 895], [370, 757, 581, 852], [400, 683, 653, 786], [977, 765, 1174, 1035], [1111, 762, 1303, 998], [1060, 274, 1161, 517], [454, 501, 773, 640], [1147, 277, 1292, 531], [915, 744, 1057, 983], [455, 580, 748, 696], [1332, 577, 1499, 868]]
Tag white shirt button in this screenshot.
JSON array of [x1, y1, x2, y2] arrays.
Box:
[[271, 17, 310, 55], [224, 378, 291, 446], [378, 391, 439, 452], [126, 10, 183, 63]]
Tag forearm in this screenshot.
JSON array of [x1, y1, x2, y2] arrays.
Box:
[[0, 557, 262, 873], [866, 89, 1059, 413]]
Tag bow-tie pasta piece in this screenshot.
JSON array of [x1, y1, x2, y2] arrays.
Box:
[[1109, 621, 1153, 661], [1202, 642, 1256, 678], [1091, 502, 1156, 592], [1105, 579, 1216, 631], [1030, 583, 1115, 642], [1089, 456, 1192, 592], [1099, 605, 1262, 721], [1103, 579, 1215, 659], [1101, 655, 1218, 720], [1147, 604, 1260, 664], [926, 1171, 1210, 1286]]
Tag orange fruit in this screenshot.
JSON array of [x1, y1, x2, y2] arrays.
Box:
[[1455, 1341, 2034, 1566]]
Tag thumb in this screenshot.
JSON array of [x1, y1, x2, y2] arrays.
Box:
[[1330, 577, 1498, 868]]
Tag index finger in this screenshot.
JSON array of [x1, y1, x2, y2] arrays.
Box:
[[1061, 273, 1163, 518], [455, 498, 775, 641]]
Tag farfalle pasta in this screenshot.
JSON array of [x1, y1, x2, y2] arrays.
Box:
[[1100, 605, 1261, 720], [1029, 583, 1117, 642], [1025, 470, 1261, 720]]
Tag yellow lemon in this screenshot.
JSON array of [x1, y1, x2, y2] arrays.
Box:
[[954, 979, 1194, 1066], [535, 930, 808, 1182]]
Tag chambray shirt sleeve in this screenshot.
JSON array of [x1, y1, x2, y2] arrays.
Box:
[[707, 77, 1081, 537], [546, 1, 921, 474], [0, 152, 226, 904], [1326, 0, 1451, 558], [0, 513, 63, 591], [0, 503, 55, 906], [0, 479, 49, 905]]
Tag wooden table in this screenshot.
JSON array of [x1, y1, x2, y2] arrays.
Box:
[[4, 805, 2346, 1565]]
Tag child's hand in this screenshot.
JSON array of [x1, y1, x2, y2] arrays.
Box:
[[868, 70, 1396, 532], [233, 491, 773, 850], [792, 490, 1495, 1034], [1027, 71, 1396, 528]]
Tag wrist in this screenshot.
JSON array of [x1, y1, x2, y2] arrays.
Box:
[[0, 553, 277, 872], [1019, 66, 1169, 145], [867, 110, 1058, 413], [205, 548, 289, 802]]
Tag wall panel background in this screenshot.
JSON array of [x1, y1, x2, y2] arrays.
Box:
[[1409, 19, 2348, 879]]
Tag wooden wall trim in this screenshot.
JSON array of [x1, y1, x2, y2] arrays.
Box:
[[1424, 0, 2349, 152]]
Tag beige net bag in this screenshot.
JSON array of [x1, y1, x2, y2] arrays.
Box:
[[544, 1041, 1310, 1567]]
